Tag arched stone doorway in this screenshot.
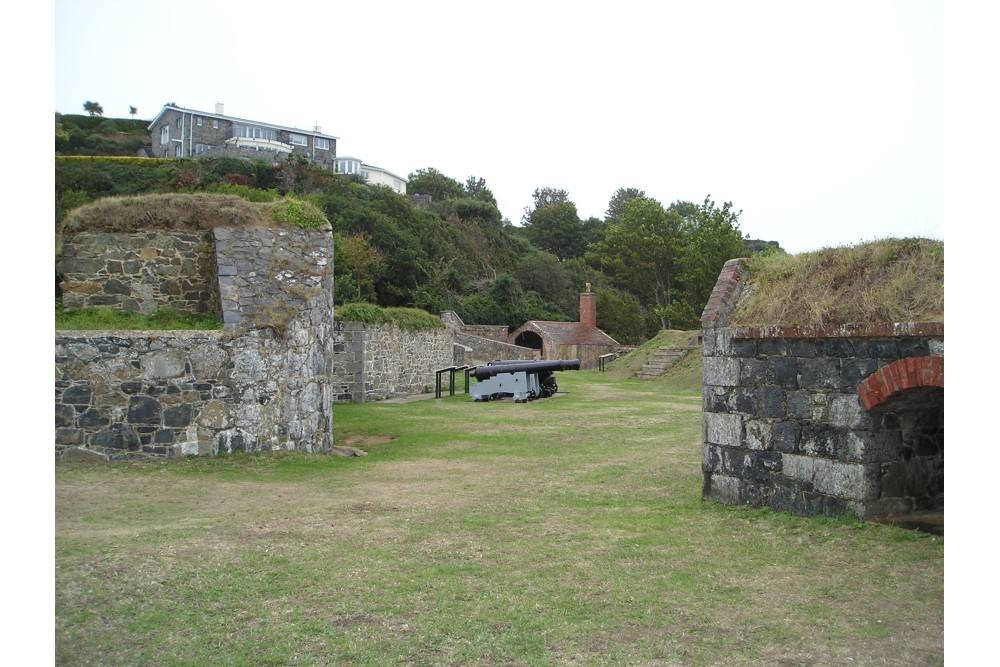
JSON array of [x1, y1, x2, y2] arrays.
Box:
[[514, 330, 544, 356], [858, 357, 944, 532]]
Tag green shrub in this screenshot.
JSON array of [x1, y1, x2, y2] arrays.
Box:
[[337, 302, 445, 331], [205, 182, 280, 203], [270, 196, 328, 229], [96, 119, 119, 133], [338, 302, 385, 324]]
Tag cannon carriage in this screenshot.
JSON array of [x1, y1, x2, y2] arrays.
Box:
[[469, 359, 580, 403]]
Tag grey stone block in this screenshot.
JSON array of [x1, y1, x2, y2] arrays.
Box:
[[828, 393, 871, 429], [705, 412, 743, 447], [757, 385, 785, 418], [704, 357, 741, 387]]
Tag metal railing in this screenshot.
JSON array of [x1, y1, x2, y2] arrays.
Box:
[[435, 365, 471, 398]]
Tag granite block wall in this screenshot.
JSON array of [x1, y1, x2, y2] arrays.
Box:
[[700, 259, 944, 520]]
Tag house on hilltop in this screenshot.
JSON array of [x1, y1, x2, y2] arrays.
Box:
[[149, 103, 339, 170], [148, 104, 407, 193], [333, 156, 408, 195]]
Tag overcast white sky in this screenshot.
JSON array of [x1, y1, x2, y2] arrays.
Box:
[[53, 0, 944, 254]]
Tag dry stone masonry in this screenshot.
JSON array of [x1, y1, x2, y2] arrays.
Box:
[[60, 231, 217, 315], [56, 225, 335, 460], [331, 320, 454, 403]]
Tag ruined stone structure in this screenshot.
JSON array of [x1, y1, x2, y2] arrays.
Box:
[[57, 226, 336, 460], [701, 259, 944, 521]]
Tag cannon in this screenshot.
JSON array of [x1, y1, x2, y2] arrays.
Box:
[[469, 359, 580, 403]]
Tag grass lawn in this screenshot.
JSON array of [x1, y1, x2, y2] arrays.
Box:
[[55, 367, 943, 666]]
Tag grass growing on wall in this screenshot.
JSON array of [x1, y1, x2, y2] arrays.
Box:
[[56, 304, 221, 331], [338, 302, 446, 331], [55, 370, 943, 666], [732, 238, 944, 326]]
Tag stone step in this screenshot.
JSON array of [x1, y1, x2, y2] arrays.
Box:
[[634, 344, 697, 379]]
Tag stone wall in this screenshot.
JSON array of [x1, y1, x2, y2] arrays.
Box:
[[440, 311, 536, 365], [454, 332, 537, 365], [331, 321, 454, 403], [56, 225, 335, 460], [59, 231, 217, 315], [701, 259, 944, 520], [458, 324, 510, 343]]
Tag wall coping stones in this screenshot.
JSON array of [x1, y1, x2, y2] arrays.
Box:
[[728, 322, 944, 340]]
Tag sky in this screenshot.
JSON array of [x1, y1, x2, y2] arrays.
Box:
[[52, 0, 945, 255]]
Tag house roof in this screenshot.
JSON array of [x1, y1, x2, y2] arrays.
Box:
[[360, 163, 408, 183], [147, 105, 339, 140], [515, 321, 619, 347]]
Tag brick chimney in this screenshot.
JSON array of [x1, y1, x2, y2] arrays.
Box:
[[580, 283, 596, 328]]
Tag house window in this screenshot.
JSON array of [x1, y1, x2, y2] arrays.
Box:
[[160, 125, 170, 145], [289, 133, 307, 147], [394, 180, 402, 190], [176, 117, 182, 128], [197, 117, 203, 127], [232, 124, 278, 142], [195, 143, 211, 154], [212, 119, 219, 129], [315, 137, 329, 150]]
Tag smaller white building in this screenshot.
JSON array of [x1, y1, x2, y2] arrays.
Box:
[[335, 156, 407, 195]]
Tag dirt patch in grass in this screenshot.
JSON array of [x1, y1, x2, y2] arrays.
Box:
[[340, 433, 395, 449]]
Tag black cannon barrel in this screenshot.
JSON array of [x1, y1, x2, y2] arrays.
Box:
[[471, 359, 580, 381]]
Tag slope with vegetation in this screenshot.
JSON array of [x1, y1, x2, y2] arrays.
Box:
[[55, 116, 761, 345]]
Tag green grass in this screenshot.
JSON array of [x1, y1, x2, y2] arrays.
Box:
[[55, 371, 943, 666], [55, 304, 221, 331]]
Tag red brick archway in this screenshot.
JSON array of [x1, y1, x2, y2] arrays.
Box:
[[857, 356, 944, 411]]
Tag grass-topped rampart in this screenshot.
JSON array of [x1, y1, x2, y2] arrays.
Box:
[[61, 192, 329, 236], [731, 238, 943, 326]]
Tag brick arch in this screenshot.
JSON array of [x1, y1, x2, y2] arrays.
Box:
[[857, 356, 944, 411]]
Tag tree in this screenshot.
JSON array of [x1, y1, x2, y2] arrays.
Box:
[[580, 216, 607, 250], [83, 101, 104, 117], [129, 106, 138, 117], [675, 196, 746, 311], [605, 187, 645, 222], [524, 201, 585, 260], [407, 167, 466, 202], [516, 250, 574, 316], [531, 187, 571, 209], [587, 196, 684, 328], [464, 176, 497, 207], [667, 200, 699, 218]]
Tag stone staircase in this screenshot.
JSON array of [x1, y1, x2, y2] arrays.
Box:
[[634, 338, 699, 379]]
